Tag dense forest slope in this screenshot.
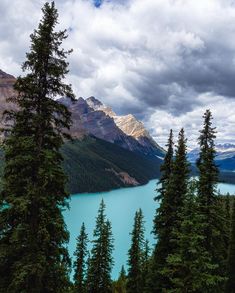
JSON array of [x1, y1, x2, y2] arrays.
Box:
[[61, 136, 162, 194]]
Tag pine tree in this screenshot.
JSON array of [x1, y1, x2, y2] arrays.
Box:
[[197, 109, 218, 251], [165, 180, 223, 292], [0, 2, 74, 292], [159, 128, 190, 289], [148, 130, 174, 291], [73, 222, 89, 293], [87, 199, 114, 293], [127, 209, 145, 293], [142, 239, 151, 291], [197, 110, 227, 289], [112, 266, 127, 293], [148, 129, 189, 292], [226, 198, 235, 293], [155, 129, 174, 202], [169, 128, 189, 228]]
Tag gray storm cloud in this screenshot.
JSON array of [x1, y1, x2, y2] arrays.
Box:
[[0, 0, 234, 146]]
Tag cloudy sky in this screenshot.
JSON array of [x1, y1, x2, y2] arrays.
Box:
[[0, 0, 235, 147]]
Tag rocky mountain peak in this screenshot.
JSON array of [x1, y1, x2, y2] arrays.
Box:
[[86, 96, 103, 108], [0, 69, 15, 80], [86, 96, 116, 117], [114, 114, 150, 139], [0, 71, 165, 157]]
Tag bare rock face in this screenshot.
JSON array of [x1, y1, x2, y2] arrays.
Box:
[[86, 96, 116, 117], [0, 70, 17, 139], [0, 69, 16, 106], [84, 96, 165, 157], [114, 114, 150, 139], [63, 97, 128, 143], [0, 69, 164, 157]]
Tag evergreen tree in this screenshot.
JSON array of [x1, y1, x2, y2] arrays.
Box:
[[165, 180, 223, 292], [112, 266, 127, 293], [159, 128, 190, 289], [0, 2, 74, 292], [197, 110, 227, 289], [154, 129, 174, 202], [226, 198, 235, 293], [169, 128, 189, 228], [87, 199, 114, 293], [148, 129, 189, 292], [127, 209, 145, 293], [142, 239, 151, 291], [197, 109, 218, 251], [73, 222, 89, 293], [148, 130, 174, 291]]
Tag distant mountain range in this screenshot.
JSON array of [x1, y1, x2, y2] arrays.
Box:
[[188, 143, 235, 172]]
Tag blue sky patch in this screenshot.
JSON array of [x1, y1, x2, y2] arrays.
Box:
[[93, 0, 103, 7]]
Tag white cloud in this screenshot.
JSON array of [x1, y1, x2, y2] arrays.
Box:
[[147, 94, 235, 148], [0, 0, 235, 146]]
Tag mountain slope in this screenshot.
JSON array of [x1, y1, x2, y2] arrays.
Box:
[[61, 96, 165, 157], [86, 96, 165, 157], [188, 144, 235, 172], [61, 136, 162, 194], [0, 69, 16, 122], [0, 70, 165, 158]]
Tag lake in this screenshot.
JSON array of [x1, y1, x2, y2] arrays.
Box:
[[64, 180, 235, 280]]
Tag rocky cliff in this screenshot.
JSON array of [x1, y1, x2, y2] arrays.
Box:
[[65, 96, 165, 157], [0, 70, 164, 158]]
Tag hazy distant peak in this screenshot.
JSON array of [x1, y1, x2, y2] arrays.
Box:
[[216, 143, 235, 152]]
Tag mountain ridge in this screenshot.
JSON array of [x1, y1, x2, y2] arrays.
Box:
[[188, 144, 235, 172], [59, 96, 165, 158]]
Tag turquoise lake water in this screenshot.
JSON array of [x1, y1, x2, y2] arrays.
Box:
[[64, 180, 235, 280]]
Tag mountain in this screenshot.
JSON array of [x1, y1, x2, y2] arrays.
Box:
[[0, 69, 16, 112], [188, 143, 235, 172], [0, 69, 16, 111], [87, 96, 165, 157], [61, 136, 161, 193], [0, 70, 164, 193], [0, 70, 164, 159], [61, 96, 165, 158], [0, 70, 17, 140]]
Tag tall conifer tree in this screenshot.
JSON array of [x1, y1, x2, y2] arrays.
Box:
[[227, 198, 235, 293], [165, 179, 222, 292], [197, 110, 227, 289], [0, 2, 74, 292], [86, 199, 114, 293], [148, 130, 174, 292], [197, 109, 218, 251], [112, 266, 127, 293], [148, 129, 189, 292], [127, 209, 145, 293], [159, 128, 190, 288], [73, 222, 89, 293]]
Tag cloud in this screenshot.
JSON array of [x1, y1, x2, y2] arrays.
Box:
[[0, 0, 234, 146], [147, 94, 235, 148]]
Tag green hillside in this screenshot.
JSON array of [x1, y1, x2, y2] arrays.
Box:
[[0, 136, 234, 194], [61, 136, 162, 194]]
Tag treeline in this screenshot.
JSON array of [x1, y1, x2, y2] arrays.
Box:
[[72, 110, 235, 293], [61, 137, 161, 194]]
